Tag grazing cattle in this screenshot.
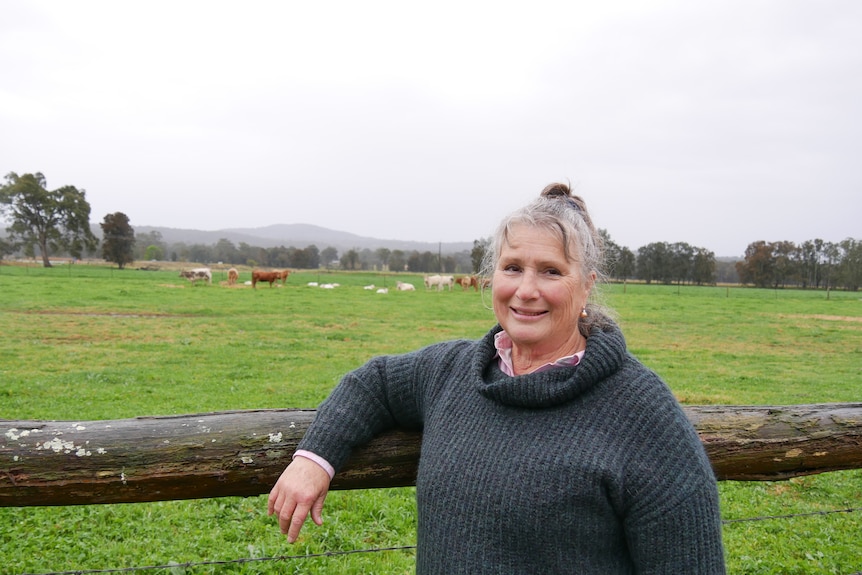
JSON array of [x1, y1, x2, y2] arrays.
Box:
[[179, 268, 212, 285], [278, 269, 290, 282], [227, 268, 239, 285], [251, 270, 283, 289], [376, 287, 389, 294], [424, 274, 455, 291], [460, 275, 479, 291], [396, 281, 415, 291]]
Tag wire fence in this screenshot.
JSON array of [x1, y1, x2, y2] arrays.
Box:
[[13, 506, 862, 575]]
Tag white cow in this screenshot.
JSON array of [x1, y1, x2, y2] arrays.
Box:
[[396, 281, 415, 291], [179, 268, 212, 285], [424, 274, 455, 291]]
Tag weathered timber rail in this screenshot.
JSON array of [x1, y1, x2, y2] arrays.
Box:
[[3, 403, 862, 507]]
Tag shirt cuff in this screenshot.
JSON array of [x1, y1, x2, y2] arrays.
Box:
[[293, 449, 335, 480]]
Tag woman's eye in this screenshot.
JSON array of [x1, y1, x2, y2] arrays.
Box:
[[502, 264, 521, 273], [545, 268, 562, 276]]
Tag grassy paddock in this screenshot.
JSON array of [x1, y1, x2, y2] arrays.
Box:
[[1, 264, 860, 574]]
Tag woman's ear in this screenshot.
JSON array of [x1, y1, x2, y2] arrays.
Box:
[[585, 271, 597, 295]]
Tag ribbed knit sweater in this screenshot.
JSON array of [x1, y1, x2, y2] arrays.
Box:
[[298, 319, 726, 574]]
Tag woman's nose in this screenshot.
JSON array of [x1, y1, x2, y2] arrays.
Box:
[[515, 271, 539, 299]]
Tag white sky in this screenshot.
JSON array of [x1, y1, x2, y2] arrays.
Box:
[[2, 0, 860, 256]]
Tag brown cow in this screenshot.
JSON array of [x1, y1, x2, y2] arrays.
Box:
[[251, 270, 281, 289], [460, 275, 479, 291], [227, 268, 239, 285]]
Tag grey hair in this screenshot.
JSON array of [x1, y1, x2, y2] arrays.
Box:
[[479, 183, 614, 336]]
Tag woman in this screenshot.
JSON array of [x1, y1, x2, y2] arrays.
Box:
[[268, 183, 726, 573]]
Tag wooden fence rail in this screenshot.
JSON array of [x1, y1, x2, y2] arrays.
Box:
[[3, 403, 862, 507]]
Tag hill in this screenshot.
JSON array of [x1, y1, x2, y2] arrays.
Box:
[[132, 223, 475, 254]]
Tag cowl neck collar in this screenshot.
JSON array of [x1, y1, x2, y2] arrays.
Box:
[[473, 321, 627, 408]]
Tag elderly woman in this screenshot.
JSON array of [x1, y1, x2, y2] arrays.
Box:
[[268, 183, 726, 574]]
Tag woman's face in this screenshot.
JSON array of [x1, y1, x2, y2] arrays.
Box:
[[492, 224, 592, 357]]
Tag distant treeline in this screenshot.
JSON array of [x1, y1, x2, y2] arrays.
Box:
[[129, 230, 478, 274], [603, 234, 861, 290], [5, 227, 860, 291], [129, 229, 860, 290], [735, 238, 861, 291]]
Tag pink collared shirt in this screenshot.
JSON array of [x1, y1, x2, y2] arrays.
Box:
[[294, 331, 586, 480], [493, 330, 585, 376], [294, 449, 336, 479]]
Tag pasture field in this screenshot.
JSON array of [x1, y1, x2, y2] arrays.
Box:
[[1, 263, 861, 574]]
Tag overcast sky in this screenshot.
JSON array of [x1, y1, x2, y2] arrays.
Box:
[[2, 1, 859, 256]]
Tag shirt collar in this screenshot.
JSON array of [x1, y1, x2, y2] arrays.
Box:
[[494, 330, 585, 377]]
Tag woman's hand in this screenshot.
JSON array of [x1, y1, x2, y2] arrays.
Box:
[[267, 456, 332, 542]]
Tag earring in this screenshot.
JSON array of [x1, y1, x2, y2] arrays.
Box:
[[580, 307, 588, 318]]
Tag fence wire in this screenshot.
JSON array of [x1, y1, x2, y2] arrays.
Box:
[[16, 546, 417, 575], [13, 506, 862, 575]]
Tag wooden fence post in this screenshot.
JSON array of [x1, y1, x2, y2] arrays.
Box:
[[2, 403, 862, 507]]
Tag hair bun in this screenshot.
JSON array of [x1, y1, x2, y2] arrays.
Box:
[[540, 182, 572, 199]]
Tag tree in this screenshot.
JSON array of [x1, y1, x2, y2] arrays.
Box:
[[0, 172, 97, 267], [213, 238, 239, 264], [636, 242, 671, 284], [135, 230, 166, 260], [144, 245, 164, 261], [340, 249, 360, 270], [836, 238, 862, 291], [408, 250, 436, 273], [691, 247, 716, 286], [100, 212, 136, 269], [0, 235, 15, 260], [736, 241, 774, 288], [390, 249, 406, 272], [375, 247, 392, 271], [599, 229, 622, 280], [669, 242, 695, 285], [471, 238, 489, 274], [771, 241, 798, 288], [616, 247, 636, 280], [188, 243, 213, 264], [321, 247, 338, 268], [302, 244, 320, 269]]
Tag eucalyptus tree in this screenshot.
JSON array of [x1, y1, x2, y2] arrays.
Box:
[[736, 241, 775, 288], [0, 172, 97, 267]]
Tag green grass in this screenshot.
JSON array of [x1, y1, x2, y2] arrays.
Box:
[[1, 263, 861, 574]]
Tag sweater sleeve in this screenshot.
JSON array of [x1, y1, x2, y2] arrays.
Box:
[[620, 380, 727, 573], [296, 344, 441, 474]]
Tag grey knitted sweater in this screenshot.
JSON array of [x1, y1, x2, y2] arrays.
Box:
[[298, 320, 726, 574]]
